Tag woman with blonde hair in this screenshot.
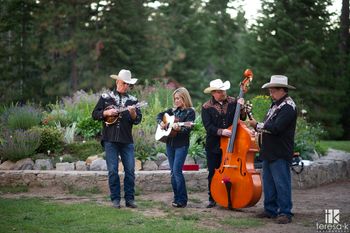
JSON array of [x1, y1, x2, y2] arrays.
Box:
[[156, 87, 195, 208]]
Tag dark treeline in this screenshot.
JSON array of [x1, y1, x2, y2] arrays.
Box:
[[0, 0, 349, 139]]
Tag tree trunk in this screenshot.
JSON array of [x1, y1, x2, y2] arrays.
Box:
[[340, 0, 349, 55]]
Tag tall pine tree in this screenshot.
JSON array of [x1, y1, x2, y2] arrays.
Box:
[[248, 0, 346, 138]]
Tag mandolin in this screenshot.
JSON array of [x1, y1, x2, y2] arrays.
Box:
[[104, 101, 148, 126], [155, 113, 194, 143]]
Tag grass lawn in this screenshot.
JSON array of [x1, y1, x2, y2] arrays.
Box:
[[0, 197, 263, 233], [319, 140, 350, 153]]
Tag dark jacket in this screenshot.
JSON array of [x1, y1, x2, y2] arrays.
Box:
[[156, 107, 195, 148], [92, 90, 142, 145], [201, 96, 245, 154], [259, 95, 297, 161]]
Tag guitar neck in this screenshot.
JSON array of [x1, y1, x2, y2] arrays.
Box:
[[177, 122, 195, 127]]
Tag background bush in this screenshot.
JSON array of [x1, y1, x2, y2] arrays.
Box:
[[76, 117, 101, 139], [64, 140, 103, 161], [30, 126, 64, 154], [248, 95, 325, 160], [249, 95, 271, 122], [294, 118, 325, 159], [0, 130, 41, 161], [1, 104, 42, 130]]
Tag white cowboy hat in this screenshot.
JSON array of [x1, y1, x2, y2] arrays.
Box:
[[110, 69, 138, 85], [261, 75, 296, 89], [203, 79, 231, 94]]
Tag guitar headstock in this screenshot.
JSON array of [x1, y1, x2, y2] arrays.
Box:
[[241, 69, 253, 93]]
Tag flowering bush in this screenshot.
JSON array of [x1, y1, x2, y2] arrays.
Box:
[[0, 129, 41, 161], [2, 104, 42, 130]]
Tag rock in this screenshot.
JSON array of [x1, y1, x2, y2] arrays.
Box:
[[117, 159, 142, 172], [155, 153, 167, 166], [158, 160, 170, 170], [136, 159, 142, 171], [55, 162, 75, 171], [34, 159, 53, 170], [90, 158, 107, 171], [86, 155, 99, 165], [184, 156, 195, 165], [75, 161, 87, 171], [13, 158, 34, 170], [143, 160, 158, 171], [0, 160, 16, 170]]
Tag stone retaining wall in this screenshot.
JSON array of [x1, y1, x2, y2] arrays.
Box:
[[0, 149, 349, 194]]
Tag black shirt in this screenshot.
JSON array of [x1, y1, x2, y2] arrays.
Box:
[[156, 107, 195, 148], [259, 95, 297, 161], [92, 90, 142, 144], [201, 96, 245, 154]]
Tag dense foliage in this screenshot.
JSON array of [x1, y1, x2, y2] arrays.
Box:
[[0, 0, 349, 139]]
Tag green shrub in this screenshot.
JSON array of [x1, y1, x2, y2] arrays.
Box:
[[188, 115, 206, 163], [249, 95, 271, 122], [42, 109, 71, 127], [249, 95, 325, 159], [0, 130, 41, 161], [131, 83, 173, 163], [30, 126, 64, 154], [65, 140, 103, 161], [295, 117, 325, 159], [133, 127, 158, 163], [2, 104, 42, 130], [58, 122, 77, 144], [76, 117, 101, 139], [61, 90, 100, 123], [53, 154, 77, 164]]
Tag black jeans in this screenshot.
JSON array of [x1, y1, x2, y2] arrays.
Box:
[[206, 149, 222, 202]]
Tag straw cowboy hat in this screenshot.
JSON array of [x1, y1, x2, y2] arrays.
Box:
[[110, 69, 138, 85], [261, 75, 296, 89], [203, 79, 231, 93]]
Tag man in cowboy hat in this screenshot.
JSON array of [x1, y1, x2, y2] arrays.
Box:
[[92, 69, 141, 209], [201, 79, 246, 208], [248, 75, 297, 224]]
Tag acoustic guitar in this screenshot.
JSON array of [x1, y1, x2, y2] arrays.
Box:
[[155, 113, 194, 143], [104, 101, 148, 126]]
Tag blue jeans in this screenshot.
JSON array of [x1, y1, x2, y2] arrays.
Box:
[[262, 159, 293, 217], [104, 141, 135, 202], [166, 145, 188, 205]]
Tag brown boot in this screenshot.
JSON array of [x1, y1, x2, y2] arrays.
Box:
[[276, 215, 292, 224], [256, 212, 277, 219]]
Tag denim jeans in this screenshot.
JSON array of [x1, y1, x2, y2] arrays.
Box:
[[104, 141, 135, 202], [262, 159, 292, 217], [166, 144, 188, 205]]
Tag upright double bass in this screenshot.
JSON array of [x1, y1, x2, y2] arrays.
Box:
[[210, 69, 262, 209]]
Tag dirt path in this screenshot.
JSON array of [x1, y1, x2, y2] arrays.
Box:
[[2, 180, 350, 233]]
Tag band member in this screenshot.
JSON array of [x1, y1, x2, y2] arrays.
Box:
[[249, 75, 297, 224], [92, 69, 142, 209], [156, 87, 195, 208], [201, 79, 245, 208]]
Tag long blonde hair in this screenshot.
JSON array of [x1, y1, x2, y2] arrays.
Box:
[[173, 87, 193, 108]]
